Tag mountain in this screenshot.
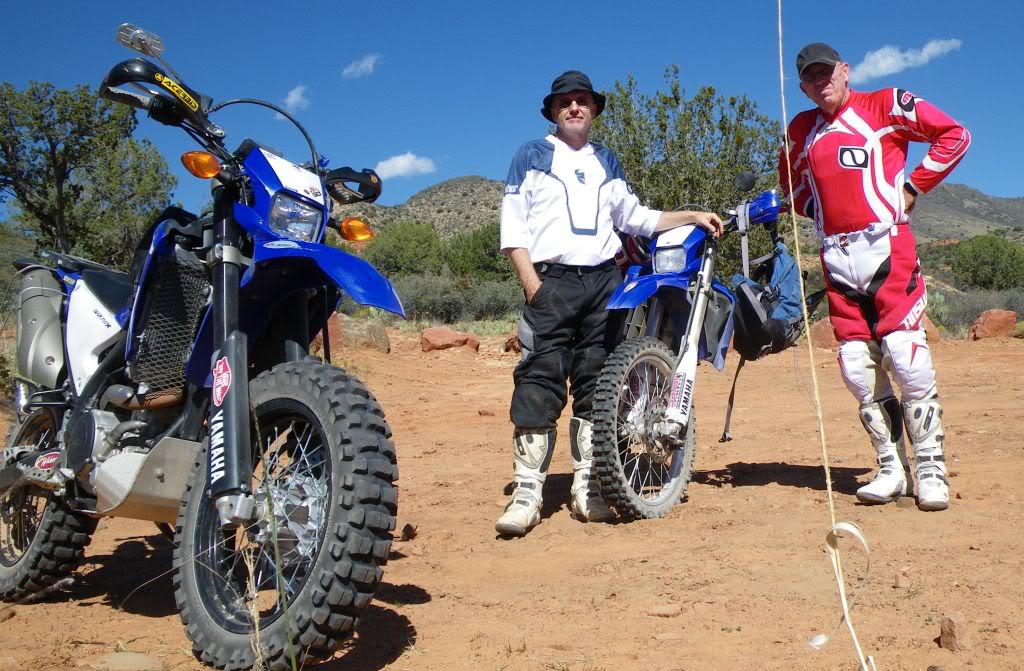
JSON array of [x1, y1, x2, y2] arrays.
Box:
[[333, 176, 502, 240], [335, 177, 1024, 244], [909, 183, 1024, 242]]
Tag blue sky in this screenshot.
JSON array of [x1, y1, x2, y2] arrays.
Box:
[[2, 0, 1020, 211]]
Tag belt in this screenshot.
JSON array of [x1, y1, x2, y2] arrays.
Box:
[[821, 222, 896, 250], [534, 258, 617, 277]]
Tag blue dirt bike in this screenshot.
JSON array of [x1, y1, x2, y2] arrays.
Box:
[[0, 24, 403, 670], [591, 176, 798, 519]]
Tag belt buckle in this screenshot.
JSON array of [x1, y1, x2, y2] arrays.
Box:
[[838, 234, 850, 249]]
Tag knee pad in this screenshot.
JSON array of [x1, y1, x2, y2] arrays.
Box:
[[881, 330, 937, 401], [837, 340, 895, 405]]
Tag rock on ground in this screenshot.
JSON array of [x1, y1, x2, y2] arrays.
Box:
[[921, 314, 941, 341], [420, 326, 480, 352], [809, 318, 838, 350], [939, 611, 971, 651], [969, 309, 1016, 340]]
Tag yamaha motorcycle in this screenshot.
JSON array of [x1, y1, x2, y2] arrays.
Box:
[[1, 24, 403, 670], [591, 176, 787, 519]]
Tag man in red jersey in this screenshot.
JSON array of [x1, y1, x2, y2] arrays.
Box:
[[780, 43, 970, 511]]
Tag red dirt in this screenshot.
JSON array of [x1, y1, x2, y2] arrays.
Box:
[[1, 332, 1022, 670]]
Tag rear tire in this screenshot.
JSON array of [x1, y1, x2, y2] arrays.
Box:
[[0, 409, 96, 600], [591, 337, 696, 519], [173, 360, 398, 671]]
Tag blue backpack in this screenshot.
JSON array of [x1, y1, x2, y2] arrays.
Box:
[[731, 241, 809, 360]]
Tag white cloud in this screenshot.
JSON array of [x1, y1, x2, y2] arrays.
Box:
[[342, 53, 381, 79], [849, 38, 962, 85], [374, 152, 436, 179], [275, 85, 310, 120], [283, 85, 311, 113]]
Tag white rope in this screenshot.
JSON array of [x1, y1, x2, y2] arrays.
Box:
[[774, 3, 875, 669]]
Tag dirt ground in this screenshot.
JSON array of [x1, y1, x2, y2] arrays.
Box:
[[1, 331, 1021, 671]]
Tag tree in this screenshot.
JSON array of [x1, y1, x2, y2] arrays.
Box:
[[952, 234, 1024, 290], [72, 138, 176, 269], [0, 82, 175, 263], [444, 220, 514, 280], [362, 220, 444, 277], [590, 66, 783, 278]]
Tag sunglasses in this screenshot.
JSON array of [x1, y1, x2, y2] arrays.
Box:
[[552, 93, 595, 110], [799, 62, 842, 85]]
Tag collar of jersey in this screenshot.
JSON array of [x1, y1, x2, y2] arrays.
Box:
[[820, 89, 858, 123], [546, 134, 594, 154]]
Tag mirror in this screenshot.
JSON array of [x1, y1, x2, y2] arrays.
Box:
[[117, 23, 164, 57], [324, 167, 382, 205], [735, 171, 756, 193]]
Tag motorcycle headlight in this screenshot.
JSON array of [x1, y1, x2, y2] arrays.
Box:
[[268, 194, 322, 241], [653, 247, 688, 274]]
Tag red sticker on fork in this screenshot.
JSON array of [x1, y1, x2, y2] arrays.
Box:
[[212, 357, 232, 407]]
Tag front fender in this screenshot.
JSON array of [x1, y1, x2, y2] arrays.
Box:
[[250, 240, 404, 316], [185, 240, 404, 386], [608, 272, 735, 310], [608, 272, 690, 309]]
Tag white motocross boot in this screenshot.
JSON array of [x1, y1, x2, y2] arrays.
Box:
[[569, 417, 616, 523], [855, 397, 909, 504], [904, 397, 949, 511], [495, 429, 555, 536]]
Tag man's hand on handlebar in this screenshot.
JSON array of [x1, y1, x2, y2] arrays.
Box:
[[654, 210, 724, 238]]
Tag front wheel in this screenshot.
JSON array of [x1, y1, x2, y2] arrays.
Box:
[[173, 360, 398, 671], [591, 337, 696, 519]]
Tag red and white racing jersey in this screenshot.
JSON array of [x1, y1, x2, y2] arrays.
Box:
[[780, 88, 970, 237]]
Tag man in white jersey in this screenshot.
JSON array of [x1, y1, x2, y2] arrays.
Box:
[[495, 70, 722, 537]]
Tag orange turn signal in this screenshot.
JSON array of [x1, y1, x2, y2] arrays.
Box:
[[340, 217, 374, 242], [181, 151, 221, 179]]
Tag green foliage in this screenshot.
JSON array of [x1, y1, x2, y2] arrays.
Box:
[[0, 222, 36, 295], [444, 220, 514, 280], [390, 273, 464, 322], [71, 138, 177, 270], [362, 220, 444, 276], [461, 277, 522, 320], [928, 288, 1024, 337], [590, 66, 783, 278], [0, 82, 175, 262], [951, 234, 1024, 290], [389, 273, 521, 323]]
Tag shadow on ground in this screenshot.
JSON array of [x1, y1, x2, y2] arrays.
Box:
[[692, 461, 871, 495], [59, 531, 177, 617], [309, 605, 416, 670]]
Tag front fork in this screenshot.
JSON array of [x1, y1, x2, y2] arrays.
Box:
[[658, 238, 718, 438], [207, 180, 256, 527]]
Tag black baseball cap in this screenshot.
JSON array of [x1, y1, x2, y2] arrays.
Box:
[[796, 43, 842, 77], [541, 70, 606, 122]]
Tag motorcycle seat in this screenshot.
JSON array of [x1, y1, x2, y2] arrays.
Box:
[[39, 250, 128, 279]]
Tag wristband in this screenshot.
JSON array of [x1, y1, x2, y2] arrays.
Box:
[[903, 182, 919, 197]]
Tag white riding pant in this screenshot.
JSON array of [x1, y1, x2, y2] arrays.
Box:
[[838, 329, 937, 405]]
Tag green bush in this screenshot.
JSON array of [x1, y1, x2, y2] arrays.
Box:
[[444, 220, 514, 281], [928, 288, 1024, 336], [386, 273, 523, 324], [463, 278, 522, 320], [391, 273, 464, 322], [952, 235, 1024, 290], [362, 221, 443, 277]]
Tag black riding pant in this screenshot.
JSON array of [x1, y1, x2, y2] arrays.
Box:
[[511, 260, 622, 429]]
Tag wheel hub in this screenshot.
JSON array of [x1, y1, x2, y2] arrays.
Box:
[[252, 473, 324, 559]]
